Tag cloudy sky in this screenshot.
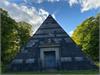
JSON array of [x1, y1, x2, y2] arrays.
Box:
[[0, 0, 100, 36]]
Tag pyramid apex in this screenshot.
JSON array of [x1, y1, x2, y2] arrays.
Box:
[[47, 14, 53, 18], [48, 14, 52, 16]]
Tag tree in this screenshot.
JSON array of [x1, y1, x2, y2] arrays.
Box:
[[1, 8, 19, 64], [1, 8, 32, 65], [72, 14, 99, 61], [17, 22, 32, 47]]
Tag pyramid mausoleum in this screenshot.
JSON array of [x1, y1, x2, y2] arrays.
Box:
[[8, 15, 97, 71]]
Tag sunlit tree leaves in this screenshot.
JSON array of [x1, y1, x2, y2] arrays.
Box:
[[72, 14, 99, 61]]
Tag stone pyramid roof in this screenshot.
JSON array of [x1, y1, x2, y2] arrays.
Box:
[[8, 15, 98, 71]]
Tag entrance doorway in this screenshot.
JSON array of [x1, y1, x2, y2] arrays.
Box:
[[44, 51, 56, 69], [40, 48, 59, 70]]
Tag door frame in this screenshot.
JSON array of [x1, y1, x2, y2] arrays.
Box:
[[40, 48, 59, 68]]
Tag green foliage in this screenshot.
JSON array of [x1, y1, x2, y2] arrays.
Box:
[[1, 8, 19, 64], [72, 14, 99, 61], [1, 8, 32, 64], [17, 22, 32, 47]]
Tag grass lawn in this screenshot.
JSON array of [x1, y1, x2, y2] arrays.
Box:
[[1, 70, 99, 75]]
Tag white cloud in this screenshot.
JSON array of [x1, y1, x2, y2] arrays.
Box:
[[25, 0, 44, 4], [80, 0, 100, 12], [48, 0, 60, 2], [52, 14, 56, 19], [24, 0, 60, 4], [4, 0, 10, 6], [68, 0, 78, 6], [69, 30, 74, 36], [68, 0, 100, 12], [0, 0, 49, 34]]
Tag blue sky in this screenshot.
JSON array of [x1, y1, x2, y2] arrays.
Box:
[[0, 0, 100, 36]]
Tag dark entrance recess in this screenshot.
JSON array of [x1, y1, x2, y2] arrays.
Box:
[[44, 51, 57, 70]]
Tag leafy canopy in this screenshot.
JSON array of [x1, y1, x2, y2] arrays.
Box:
[[1, 8, 32, 64], [72, 14, 99, 61]]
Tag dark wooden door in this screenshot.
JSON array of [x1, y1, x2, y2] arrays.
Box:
[[44, 51, 56, 69]]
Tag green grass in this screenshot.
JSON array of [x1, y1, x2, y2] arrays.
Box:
[[1, 70, 99, 75]]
